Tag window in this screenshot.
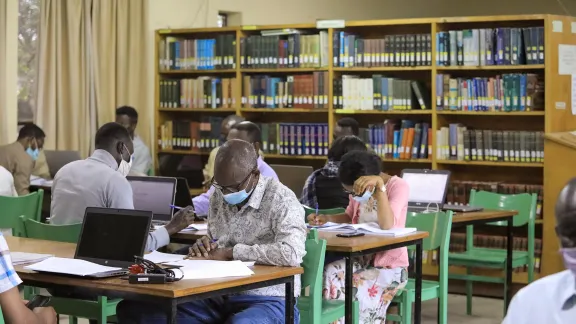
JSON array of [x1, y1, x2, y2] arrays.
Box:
[[218, 13, 227, 28], [17, 0, 40, 124]]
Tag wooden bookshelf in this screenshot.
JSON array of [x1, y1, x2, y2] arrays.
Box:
[[155, 14, 576, 282]]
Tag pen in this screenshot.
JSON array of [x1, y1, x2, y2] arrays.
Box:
[[315, 203, 318, 215], [169, 204, 183, 210]]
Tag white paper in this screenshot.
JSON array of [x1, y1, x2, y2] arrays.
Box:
[[164, 260, 254, 280], [24, 257, 122, 276], [144, 251, 186, 264], [556, 102, 567, 110], [572, 22, 576, 34], [10, 252, 53, 265], [29, 176, 53, 187], [318, 222, 417, 236], [559, 44, 576, 75], [572, 75, 576, 115], [553, 20, 563, 33], [153, 223, 207, 232], [307, 222, 341, 229]]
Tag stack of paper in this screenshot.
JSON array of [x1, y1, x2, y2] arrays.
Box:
[[180, 223, 208, 232], [307, 222, 341, 229], [11, 252, 53, 265], [24, 257, 122, 276], [164, 260, 254, 279], [144, 251, 186, 263], [318, 222, 417, 237]]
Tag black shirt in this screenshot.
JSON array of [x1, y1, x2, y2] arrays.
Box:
[[314, 173, 349, 209]]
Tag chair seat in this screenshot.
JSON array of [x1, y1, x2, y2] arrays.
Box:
[[298, 296, 355, 323], [448, 248, 530, 268], [392, 279, 440, 302]]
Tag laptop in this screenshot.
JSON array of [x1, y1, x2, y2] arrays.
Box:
[[74, 207, 152, 278], [270, 164, 314, 197], [401, 169, 451, 213], [127, 176, 177, 225], [44, 150, 82, 178]]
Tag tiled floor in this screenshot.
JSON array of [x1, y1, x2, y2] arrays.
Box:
[[58, 294, 503, 324]]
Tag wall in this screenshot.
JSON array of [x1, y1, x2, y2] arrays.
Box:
[[1, 0, 18, 144]]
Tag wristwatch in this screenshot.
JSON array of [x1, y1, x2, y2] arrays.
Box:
[[379, 184, 387, 193]]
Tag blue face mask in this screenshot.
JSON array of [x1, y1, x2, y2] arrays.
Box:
[[223, 174, 254, 205], [352, 189, 373, 203], [26, 147, 39, 161]]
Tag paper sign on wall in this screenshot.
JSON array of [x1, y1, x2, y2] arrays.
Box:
[[572, 75, 576, 115], [559, 45, 576, 75], [553, 20, 563, 33]]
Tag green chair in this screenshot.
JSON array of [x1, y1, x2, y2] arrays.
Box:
[[302, 205, 345, 222], [0, 190, 43, 237], [447, 190, 537, 316], [19, 216, 122, 324], [388, 211, 453, 324], [297, 229, 359, 324]]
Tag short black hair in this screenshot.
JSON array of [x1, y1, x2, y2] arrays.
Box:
[[116, 106, 138, 120], [337, 117, 359, 136], [231, 121, 262, 143], [95, 122, 131, 149], [338, 151, 382, 186], [328, 135, 367, 162], [17, 124, 45, 140]]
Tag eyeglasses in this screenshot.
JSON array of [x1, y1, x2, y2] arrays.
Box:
[[211, 167, 257, 193]]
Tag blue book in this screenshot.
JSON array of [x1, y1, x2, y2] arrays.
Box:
[[519, 74, 527, 111]]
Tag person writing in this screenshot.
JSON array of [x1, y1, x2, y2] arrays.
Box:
[[308, 150, 409, 323], [117, 139, 306, 323], [502, 177, 576, 323]]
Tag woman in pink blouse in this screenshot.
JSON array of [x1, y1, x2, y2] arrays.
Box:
[[307, 151, 410, 323]]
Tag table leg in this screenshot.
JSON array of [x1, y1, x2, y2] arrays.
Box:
[[505, 217, 513, 314], [344, 256, 353, 324], [285, 278, 295, 323], [167, 300, 177, 324], [414, 239, 423, 324]]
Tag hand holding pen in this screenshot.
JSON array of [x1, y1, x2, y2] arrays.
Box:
[[188, 235, 218, 258]]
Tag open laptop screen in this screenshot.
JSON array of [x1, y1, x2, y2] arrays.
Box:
[[127, 176, 176, 222], [75, 208, 151, 268], [401, 170, 450, 205]]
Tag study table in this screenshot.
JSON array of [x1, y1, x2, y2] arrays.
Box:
[[7, 236, 302, 324]]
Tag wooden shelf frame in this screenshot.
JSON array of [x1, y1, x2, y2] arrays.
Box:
[[155, 14, 576, 278]]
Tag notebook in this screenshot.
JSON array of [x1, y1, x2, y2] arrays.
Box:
[[317, 222, 417, 237], [164, 260, 255, 279]]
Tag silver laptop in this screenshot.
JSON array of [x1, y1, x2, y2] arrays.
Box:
[[44, 150, 82, 178], [127, 176, 177, 225], [401, 169, 451, 213], [270, 164, 314, 197]]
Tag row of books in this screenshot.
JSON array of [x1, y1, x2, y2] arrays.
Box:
[[158, 36, 236, 71], [257, 123, 329, 156], [359, 120, 432, 160], [446, 180, 543, 219], [436, 27, 544, 66], [436, 73, 544, 112], [240, 32, 330, 69], [159, 78, 238, 109], [449, 233, 542, 273], [333, 76, 430, 110], [241, 73, 329, 109], [333, 33, 432, 67], [158, 117, 223, 151], [436, 126, 544, 163]]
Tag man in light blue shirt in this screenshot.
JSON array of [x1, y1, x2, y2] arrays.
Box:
[[116, 106, 152, 175], [503, 178, 576, 324]]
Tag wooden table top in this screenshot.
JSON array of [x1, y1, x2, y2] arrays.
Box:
[[7, 236, 302, 299], [319, 231, 429, 253], [452, 209, 518, 224]]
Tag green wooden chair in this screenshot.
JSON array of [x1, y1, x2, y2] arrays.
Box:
[[388, 211, 453, 324], [302, 205, 345, 222], [447, 190, 537, 316], [297, 229, 359, 324], [0, 190, 43, 237], [19, 216, 122, 324], [0, 307, 4, 324]]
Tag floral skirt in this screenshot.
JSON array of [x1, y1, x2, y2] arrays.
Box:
[[323, 257, 408, 324]]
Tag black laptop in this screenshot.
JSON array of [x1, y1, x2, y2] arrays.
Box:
[[74, 207, 152, 278]]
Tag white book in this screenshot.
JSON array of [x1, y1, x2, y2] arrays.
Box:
[[10, 252, 53, 265], [164, 260, 254, 280], [317, 222, 417, 237], [24, 257, 122, 277]]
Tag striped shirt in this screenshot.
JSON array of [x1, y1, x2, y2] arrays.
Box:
[[0, 234, 22, 293]]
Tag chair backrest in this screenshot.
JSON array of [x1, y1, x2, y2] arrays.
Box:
[[20, 216, 82, 243], [300, 229, 326, 319], [302, 205, 345, 217], [270, 164, 314, 197], [0, 190, 43, 236]]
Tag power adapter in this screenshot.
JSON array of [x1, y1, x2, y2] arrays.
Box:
[[128, 273, 167, 284]]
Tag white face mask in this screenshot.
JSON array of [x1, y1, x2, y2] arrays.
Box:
[[117, 144, 133, 177]]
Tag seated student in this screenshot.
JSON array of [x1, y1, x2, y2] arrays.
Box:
[[503, 177, 576, 323], [0, 166, 17, 197], [116, 106, 152, 175], [117, 139, 306, 323], [193, 121, 278, 216], [0, 124, 45, 195], [300, 135, 367, 209], [308, 151, 409, 323], [334, 117, 359, 139], [50, 122, 194, 252], [0, 233, 57, 323], [202, 114, 245, 184], [32, 150, 51, 179]]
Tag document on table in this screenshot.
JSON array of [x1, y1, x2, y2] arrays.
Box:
[[154, 223, 208, 232], [144, 251, 186, 263], [318, 222, 417, 236], [307, 222, 342, 229], [10, 252, 53, 265], [29, 176, 53, 187], [24, 257, 122, 276], [164, 260, 254, 279]]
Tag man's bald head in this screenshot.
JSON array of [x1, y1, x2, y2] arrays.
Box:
[[220, 115, 245, 141], [555, 178, 576, 248], [214, 139, 259, 191]]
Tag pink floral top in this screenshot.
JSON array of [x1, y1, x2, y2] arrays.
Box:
[[345, 175, 410, 268]]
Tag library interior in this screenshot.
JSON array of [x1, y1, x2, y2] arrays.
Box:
[[1, 0, 576, 323]]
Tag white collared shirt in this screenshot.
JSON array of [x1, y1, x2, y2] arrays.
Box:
[[132, 135, 152, 174], [0, 166, 17, 197], [503, 270, 576, 324]]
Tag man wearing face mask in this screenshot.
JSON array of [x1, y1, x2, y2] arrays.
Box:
[[0, 124, 46, 195], [50, 122, 195, 252], [502, 178, 576, 323], [116, 139, 306, 323]]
